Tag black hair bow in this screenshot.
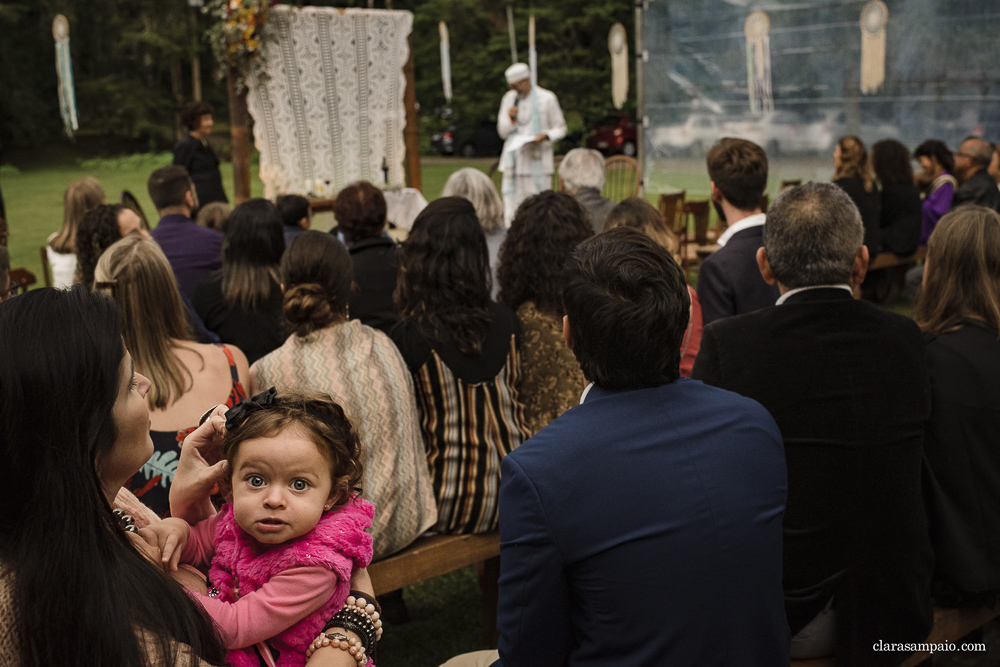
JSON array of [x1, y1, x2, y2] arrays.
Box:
[[225, 387, 277, 431]]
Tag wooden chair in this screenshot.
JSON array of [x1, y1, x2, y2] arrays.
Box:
[[658, 191, 687, 266], [39, 246, 52, 287], [488, 160, 503, 195], [120, 190, 150, 230], [682, 200, 712, 280], [602, 155, 641, 203], [780, 179, 802, 192], [7, 268, 36, 295]]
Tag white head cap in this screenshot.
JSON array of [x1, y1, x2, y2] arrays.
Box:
[[505, 63, 530, 84]]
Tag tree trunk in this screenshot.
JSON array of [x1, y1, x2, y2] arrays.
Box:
[[403, 35, 421, 191], [227, 65, 251, 204]]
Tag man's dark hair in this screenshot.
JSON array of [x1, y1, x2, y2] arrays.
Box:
[[706, 138, 768, 211], [914, 139, 955, 175], [332, 181, 387, 245], [276, 194, 311, 228], [181, 101, 214, 131], [148, 165, 193, 210], [562, 227, 690, 391]]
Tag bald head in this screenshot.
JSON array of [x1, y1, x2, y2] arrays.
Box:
[[956, 136, 994, 181]]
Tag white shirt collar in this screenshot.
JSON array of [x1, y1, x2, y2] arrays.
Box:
[[579, 383, 595, 404], [775, 284, 853, 305], [716, 212, 766, 247]]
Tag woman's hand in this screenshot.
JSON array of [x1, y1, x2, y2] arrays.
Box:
[[169, 405, 229, 523]]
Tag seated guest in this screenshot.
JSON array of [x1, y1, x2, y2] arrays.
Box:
[[446, 227, 789, 666], [832, 135, 881, 261], [913, 139, 957, 246], [94, 235, 249, 515], [172, 100, 228, 207], [149, 165, 224, 301], [0, 287, 227, 665], [47, 177, 105, 288], [332, 181, 398, 333], [193, 198, 286, 365], [0, 245, 9, 299], [250, 230, 437, 558], [391, 198, 531, 535], [603, 197, 703, 376], [195, 201, 230, 232], [915, 205, 1000, 609], [693, 183, 934, 665], [74, 203, 144, 286], [276, 193, 311, 247], [496, 191, 591, 433], [872, 139, 921, 257], [557, 147, 615, 233], [442, 168, 506, 292], [990, 143, 1000, 187], [952, 136, 1000, 212], [697, 138, 778, 324]]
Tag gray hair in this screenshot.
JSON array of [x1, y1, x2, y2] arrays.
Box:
[[441, 168, 504, 233], [559, 148, 606, 192], [961, 136, 995, 168], [763, 182, 864, 289]]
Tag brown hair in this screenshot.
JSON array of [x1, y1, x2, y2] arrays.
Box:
[[706, 138, 768, 211], [221, 198, 285, 310], [148, 165, 195, 210], [94, 235, 197, 410], [602, 197, 679, 260], [51, 177, 106, 254], [332, 181, 387, 244], [833, 135, 874, 192], [196, 201, 231, 232], [222, 392, 364, 510], [914, 206, 1000, 338], [182, 101, 214, 131], [281, 231, 353, 337]]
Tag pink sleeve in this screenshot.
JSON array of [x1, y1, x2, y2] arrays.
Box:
[[180, 513, 221, 568], [190, 566, 338, 649]]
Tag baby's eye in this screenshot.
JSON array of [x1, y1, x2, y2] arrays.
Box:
[[247, 475, 265, 488], [291, 479, 309, 491]]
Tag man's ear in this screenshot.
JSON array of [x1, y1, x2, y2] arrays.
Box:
[[851, 245, 870, 287], [184, 189, 196, 211], [562, 315, 573, 350], [710, 181, 723, 203], [756, 247, 778, 286]]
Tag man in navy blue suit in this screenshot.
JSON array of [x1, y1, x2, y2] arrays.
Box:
[[697, 138, 779, 324], [484, 228, 790, 666]]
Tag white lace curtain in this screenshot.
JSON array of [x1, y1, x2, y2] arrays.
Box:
[[247, 6, 412, 198]]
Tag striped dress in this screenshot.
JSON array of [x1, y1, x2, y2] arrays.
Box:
[[392, 304, 532, 534]]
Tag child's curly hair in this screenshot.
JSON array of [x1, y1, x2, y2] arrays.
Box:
[[222, 391, 364, 509]]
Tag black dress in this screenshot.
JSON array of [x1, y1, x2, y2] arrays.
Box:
[[834, 176, 881, 259], [347, 235, 400, 335], [173, 134, 228, 206], [192, 272, 285, 365], [879, 184, 922, 256]]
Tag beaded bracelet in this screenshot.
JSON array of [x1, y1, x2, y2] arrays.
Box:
[[344, 595, 384, 641], [305, 631, 367, 665]]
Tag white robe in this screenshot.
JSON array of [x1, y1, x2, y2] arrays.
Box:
[[497, 86, 567, 225]]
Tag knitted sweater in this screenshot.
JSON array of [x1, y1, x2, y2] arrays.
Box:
[[208, 497, 374, 667]]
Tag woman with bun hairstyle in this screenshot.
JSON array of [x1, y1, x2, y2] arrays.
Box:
[[249, 230, 437, 559]]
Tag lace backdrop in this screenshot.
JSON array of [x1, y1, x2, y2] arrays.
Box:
[[247, 6, 412, 198]]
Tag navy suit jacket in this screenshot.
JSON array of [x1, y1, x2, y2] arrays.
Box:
[[494, 379, 790, 667], [150, 214, 224, 302], [697, 225, 779, 325]]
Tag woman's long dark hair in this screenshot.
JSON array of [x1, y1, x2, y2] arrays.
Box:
[[395, 197, 493, 354], [0, 288, 226, 666], [497, 191, 593, 315], [75, 203, 125, 287], [221, 198, 285, 310]]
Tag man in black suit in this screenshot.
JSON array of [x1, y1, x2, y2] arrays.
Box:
[[697, 138, 779, 324], [692, 182, 934, 667], [952, 135, 1000, 213]]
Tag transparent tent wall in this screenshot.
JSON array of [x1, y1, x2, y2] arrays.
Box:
[[642, 0, 1000, 198]]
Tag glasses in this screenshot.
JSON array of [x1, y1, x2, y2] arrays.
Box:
[[955, 152, 975, 159], [1, 279, 20, 301]]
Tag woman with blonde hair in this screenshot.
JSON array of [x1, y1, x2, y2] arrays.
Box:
[[603, 197, 703, 377], [47, 176, 105, 287], [916, 205, 1000, 609], [832, 135, 880, 260], [442, 168, 506, 290], [95, 234, 249, 515], [249, 230, 437, 559]]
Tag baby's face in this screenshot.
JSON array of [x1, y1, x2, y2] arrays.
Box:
[[230, 427, 334, 547]]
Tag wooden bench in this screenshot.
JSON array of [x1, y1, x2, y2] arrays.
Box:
[[368, 532, 501, 645], [853, 247, 927, 300], [790, 602, 1000, 666]]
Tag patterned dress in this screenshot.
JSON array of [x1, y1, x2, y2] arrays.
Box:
[[250, 320, 437, 559]]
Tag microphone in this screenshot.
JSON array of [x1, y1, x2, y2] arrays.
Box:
[[511, 97, 519, 126]]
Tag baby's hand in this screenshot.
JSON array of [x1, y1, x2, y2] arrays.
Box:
[[139, 518, 190, 573]]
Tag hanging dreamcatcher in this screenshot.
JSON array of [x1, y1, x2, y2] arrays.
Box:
[[608, 23, 628, 110], [859, 0, 888, 94], [744, 11, 773, 116], [52, 15, 79, 138]]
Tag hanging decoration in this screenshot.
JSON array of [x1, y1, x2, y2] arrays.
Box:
[[506, 4, 518, 64], [205, 0, 277, 79], [608, 23, 628, 110], [743, 11, 773, 116], [528, 14, 537, 88], [859, 0, 888, 95], [52, 15, 78, 138], [439, 22, 452, 103]]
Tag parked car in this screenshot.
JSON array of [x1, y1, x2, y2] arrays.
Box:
[[587, 114, 637, 156], [651, 113, 723, 156], [723, 110, 834, 156], [430, 120, 504, 157]]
